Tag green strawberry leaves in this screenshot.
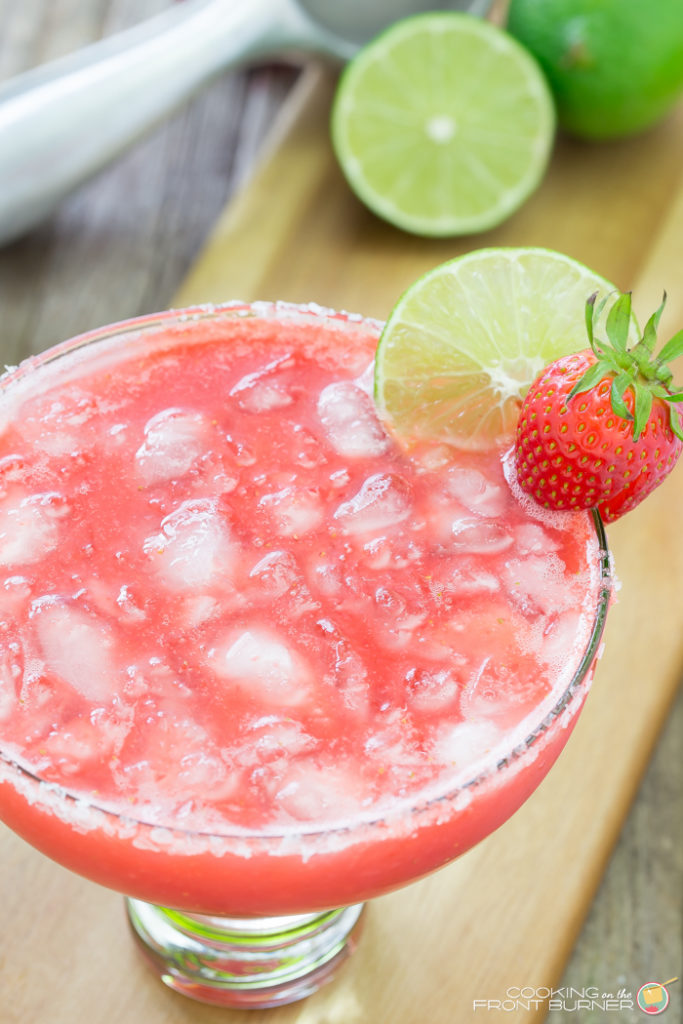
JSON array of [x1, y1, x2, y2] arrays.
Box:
[[605, 291, 631, 353], [641, 293, 666, 356], [658, 327, 683, 364], [569, 291, 683, 442], [610, 374, 634, 423]]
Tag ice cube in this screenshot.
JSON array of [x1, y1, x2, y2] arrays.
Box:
[[249, 550, 300, 597], [143, 498, 237, 590], [123, 656, 191, 701], [0, 454, 28, 492], [233, 381, 293, 414], [81, 577, 147, 626], [108, 423, 129, 447], [353, 360, 375, 396], [308, 557, 344, 598], [431, 719, 501, 768], [334, 473, 412, 535], [224, 434, 256, 466], [180, 593, 222, 629], [406, 667, 461, 713], [40, 707, 133, 774], [173, 750, 240, 798], [514, 523, 561, 556], [317, 382, 391, 459], [445, 467, 506, 517], [352, 582, 427, 652], [63, 393, 101, 426], [241, 715, 318, 765], [428, 559, 500, 601], [502, 554, 568, 615], [450, 516, 513, 555], [0, 634, 22, 721], [35, 431, 82, 458], [40, 388, 104, 428], [259, 486, 323, 537], [364, 708, 421, 767], [361, 709, 436, 796], [33, 601, 120, 703], [249, 550, 319, 617], [0, 680, 16, 722], [457, 635, 547, 721], [413, 444, 456, 471], [325, 629, 370, 715], [275, 759, 365, 822], [0, 575, 33, 619], [329, 468, 350, 489], [420, 491, 463, 545], [208, 628, 312, 708], [0, 492, 66, 568], [119, 706, 240, 804], [115, 584, 146, 622], [291, 425, 327, 469], [536, 610, 583, 668], [230, 355, 295, 414], [135, 407, 209, 485], [362, 534, 418, 570], [362, 536, 394, 569]]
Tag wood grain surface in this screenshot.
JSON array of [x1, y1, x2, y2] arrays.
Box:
[[0, 4, 682, 1023]]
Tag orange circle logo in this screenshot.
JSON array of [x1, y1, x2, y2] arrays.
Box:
[[637, 982, 670, 1015]]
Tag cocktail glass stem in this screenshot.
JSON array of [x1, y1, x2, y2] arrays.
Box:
[[126, 898, 365, 1008]]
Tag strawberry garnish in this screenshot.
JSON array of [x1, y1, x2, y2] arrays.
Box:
[[514, 292, 683, 522]]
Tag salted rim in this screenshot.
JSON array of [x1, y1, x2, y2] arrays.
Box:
[[0, 301, 612, 844]]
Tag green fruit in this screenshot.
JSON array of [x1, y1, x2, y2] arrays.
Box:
[[374, 247, 637, 449], [507, 0, 683, 139], [331, 13, 555, 237]]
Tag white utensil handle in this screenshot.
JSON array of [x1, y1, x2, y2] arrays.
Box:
[[0, 0, 312, 244]]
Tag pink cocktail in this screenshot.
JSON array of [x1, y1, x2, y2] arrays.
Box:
[[0, 303, 610, 1007]]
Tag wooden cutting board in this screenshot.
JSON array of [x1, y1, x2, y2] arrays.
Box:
[[3, 65, 683, 1024]]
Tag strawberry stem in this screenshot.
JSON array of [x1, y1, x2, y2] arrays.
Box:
[[569, 291, 683, 442]]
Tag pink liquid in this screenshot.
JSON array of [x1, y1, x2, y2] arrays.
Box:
[[0, 304, 608, 914]]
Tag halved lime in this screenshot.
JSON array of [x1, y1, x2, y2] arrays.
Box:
[[374, 247, 635, 448], [331, 13, 556, 236]]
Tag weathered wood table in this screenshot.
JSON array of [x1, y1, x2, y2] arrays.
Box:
[[0, 3, 681, 1023]]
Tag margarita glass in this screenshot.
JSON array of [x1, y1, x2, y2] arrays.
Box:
[[0, 303, 610, 1008]]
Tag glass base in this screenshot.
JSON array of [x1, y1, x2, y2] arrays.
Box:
[[126, 898, 365, 1008]]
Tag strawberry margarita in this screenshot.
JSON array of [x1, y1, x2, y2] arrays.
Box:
[[0, 303, 609, 1004]]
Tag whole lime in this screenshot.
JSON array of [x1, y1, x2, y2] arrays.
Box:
[[506, 0, 683, 139]]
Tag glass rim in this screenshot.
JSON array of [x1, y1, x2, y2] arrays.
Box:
[[0, 301, 612, 845]]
